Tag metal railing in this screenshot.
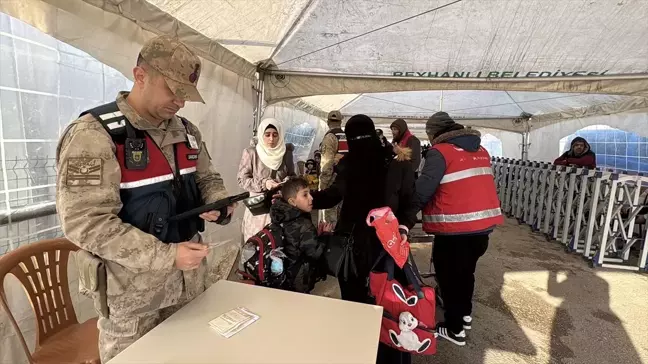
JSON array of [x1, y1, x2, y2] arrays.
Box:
[[0, 156, 61, 255]]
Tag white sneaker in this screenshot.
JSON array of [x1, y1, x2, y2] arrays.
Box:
[[463, 316, 472, 330], [436, 324, 466, 346]]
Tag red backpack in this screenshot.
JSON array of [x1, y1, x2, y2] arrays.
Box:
[[369, 252, 437, 355]]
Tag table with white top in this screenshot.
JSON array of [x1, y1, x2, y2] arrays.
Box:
[[108, 280, 383, 364]]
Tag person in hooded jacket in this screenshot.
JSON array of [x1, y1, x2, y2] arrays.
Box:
[[391, 118, 422, 177], [270, 177, 332, 293], [311, 114, 417, 364], [407, 112, 504, 347], [376, 128, 390, 147], [238, 118, 296, 240], [554, 137, 596, 169]]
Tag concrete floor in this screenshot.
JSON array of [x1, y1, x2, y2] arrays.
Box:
[[311, 218, 648, 364]]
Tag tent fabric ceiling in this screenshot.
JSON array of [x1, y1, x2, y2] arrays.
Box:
[[144, 0, 648, 77], [2, 0, 647, 132], [337, 91, 643, 119], [272, 0, 648, 76]]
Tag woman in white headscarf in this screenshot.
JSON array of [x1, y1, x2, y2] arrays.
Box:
[[238, 118, 296, 240]]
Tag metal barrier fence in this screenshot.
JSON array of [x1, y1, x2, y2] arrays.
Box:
[[0, 157, 62, 256], [492, 157, 648, 272]]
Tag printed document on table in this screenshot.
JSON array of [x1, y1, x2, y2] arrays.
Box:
[[209, 307, 259, 338]]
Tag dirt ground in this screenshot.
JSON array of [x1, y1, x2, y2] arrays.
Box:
[[309, 218, 648, 364]]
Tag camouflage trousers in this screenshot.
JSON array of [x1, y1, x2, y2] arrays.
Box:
[[98, 302, 185, 363]]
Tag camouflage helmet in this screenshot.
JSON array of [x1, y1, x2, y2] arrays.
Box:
[[139, 35, 204, 103]]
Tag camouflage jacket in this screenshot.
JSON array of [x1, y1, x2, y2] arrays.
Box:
[[318, 131, 339, 190], [55, 92, 228, 317]]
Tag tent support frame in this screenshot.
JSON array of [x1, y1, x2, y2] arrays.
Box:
[[265, 69, 648, 82], [253, 70, 266, 133], [521, 119, 531, 160], [521, 131, 530, 160]]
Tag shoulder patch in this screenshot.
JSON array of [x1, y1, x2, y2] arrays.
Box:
[[65, 158, 103, 186]]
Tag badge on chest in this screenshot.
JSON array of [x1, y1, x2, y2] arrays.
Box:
[[125, 138, 148, 170], [187, 134, 199, 149]]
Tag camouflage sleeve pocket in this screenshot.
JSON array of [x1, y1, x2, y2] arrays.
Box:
[[75, 250, 109, 317]]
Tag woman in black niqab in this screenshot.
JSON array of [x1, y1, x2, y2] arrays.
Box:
[[311, 114, 416, 364]]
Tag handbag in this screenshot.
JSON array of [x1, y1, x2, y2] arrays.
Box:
[[243, 171, 283, 216], [323, 230, 357, 281], [369, 251, 437, 355]]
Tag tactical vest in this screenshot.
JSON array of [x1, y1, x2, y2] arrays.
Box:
[[80, 102, 204, 243], [422, 143, 503, 234], [323, 127, 348, 154]]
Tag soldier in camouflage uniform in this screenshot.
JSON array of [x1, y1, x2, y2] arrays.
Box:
[[55, 36, 236, 363], [318, 110, 346, 225], [269, 177, 330, 293]]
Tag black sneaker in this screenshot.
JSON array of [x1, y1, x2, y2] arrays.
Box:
[[436, 323, 466, 346], [463, 316, 472, 330]]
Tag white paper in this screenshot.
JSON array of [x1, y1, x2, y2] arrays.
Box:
[[209, 307, 259, 338]]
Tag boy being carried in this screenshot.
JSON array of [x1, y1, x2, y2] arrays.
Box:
[[270, 177, 331, 293]]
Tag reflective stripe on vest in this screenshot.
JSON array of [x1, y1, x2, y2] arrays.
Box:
[[119, 167, 197, 189], [116, 134, 198, 189], [422, 143, 503, 234], [335, 133, 349, 153], [423, 207, 502, 223], [440, 166, 493, 184]]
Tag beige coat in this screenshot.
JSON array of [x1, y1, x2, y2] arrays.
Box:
[[237, 140, 295, 240]]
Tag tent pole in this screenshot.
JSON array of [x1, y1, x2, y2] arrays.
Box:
[[521, 131, 529, 161], [265, 69, 648, 82], [253, 71, 265, 134], [440, 90, 444, 111]]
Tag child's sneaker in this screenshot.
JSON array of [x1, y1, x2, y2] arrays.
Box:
[[436, 323, 466, 346], [463, 316, 472, 330]]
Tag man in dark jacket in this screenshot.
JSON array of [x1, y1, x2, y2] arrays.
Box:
[[376, 128, 390, 147], [391, 119, 422, 177], [554, 137, 596, 169], [407, 112, 503, 346]]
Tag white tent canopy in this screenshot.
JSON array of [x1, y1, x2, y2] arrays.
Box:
[[1, 2, 647, 363], [2, 0, 647, 134]]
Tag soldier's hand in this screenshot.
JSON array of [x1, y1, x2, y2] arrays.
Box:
[[199, 210, 221, 221], [175, 242, 208, 270], [199, 203, 238, 222]]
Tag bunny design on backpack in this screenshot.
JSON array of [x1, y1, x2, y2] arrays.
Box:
[[389, 312, 432, 353]]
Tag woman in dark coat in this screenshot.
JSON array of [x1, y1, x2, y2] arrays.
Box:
[[311, 114, 417, 364]]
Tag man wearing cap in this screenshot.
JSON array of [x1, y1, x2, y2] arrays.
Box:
[[406, 112, 503, 346], [318, 110, 347, 224], [56, 35, 236, 362], [390, 118, 422, 178]]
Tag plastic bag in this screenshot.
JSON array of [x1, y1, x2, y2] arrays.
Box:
[[366, 207, 410, 268]]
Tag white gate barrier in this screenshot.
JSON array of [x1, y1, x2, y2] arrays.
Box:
[[492, 157, 648, 272]]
